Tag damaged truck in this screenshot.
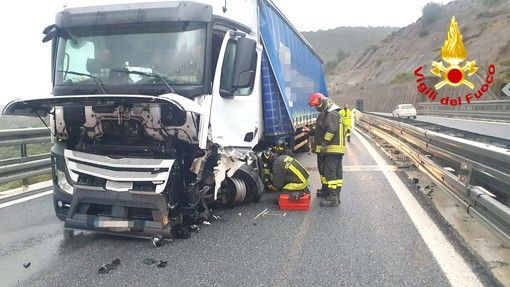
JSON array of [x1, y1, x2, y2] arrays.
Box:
[[2, 0, 328, 239]]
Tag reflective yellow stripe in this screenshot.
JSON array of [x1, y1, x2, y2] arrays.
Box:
[[324, 132, 334, 141], [321, 176, 327, 184], [283, 182, 308, 191], [289, 165, 306, 184], [321, 145, 345, 154]]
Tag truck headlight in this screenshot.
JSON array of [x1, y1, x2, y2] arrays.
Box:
[[56, 169, 73, 194]]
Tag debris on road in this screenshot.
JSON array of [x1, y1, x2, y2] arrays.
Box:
[[143, 258, 168, 268], [23, 262, 31, 269], [98, 258, 121, 274], [143, 258, 158, 265]]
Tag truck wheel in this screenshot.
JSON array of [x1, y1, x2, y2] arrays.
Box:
[[233, 164, 264, 203]]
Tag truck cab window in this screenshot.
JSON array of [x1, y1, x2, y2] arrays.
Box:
[[54, 25, 206, 89]]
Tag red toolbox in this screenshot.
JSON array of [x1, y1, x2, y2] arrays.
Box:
[[279, 194, 310, 210]]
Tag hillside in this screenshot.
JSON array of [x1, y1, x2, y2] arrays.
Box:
[[302, 26, 399, 64], [326, 0, 510, 110]]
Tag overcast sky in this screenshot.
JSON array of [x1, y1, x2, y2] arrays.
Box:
[[0, 0, 453, 106]]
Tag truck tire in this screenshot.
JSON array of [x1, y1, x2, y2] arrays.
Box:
[[233, 164, 264, 203]]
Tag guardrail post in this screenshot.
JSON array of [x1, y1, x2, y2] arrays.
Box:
[[458, 162, 472, 187], [20, 144, 28, 187]]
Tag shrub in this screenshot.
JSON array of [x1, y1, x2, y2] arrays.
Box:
[[391, 72, 415, 84], [422, 2, 443, 25]]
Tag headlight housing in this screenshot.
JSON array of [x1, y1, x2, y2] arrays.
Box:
[[56, 169, 73, 194]]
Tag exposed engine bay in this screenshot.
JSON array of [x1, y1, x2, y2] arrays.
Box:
[[4, 95, 263, 238]]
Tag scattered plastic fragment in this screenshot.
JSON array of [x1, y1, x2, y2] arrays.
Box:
[[189, 224, 200, 232], [23, 262, 31, 269], [211, 213, 221, 220], [143, 258, 158, 265], [98, 258, 121, 274], [202, 221, 211, 226], [151, 234, 166, 247], [143, 258, 167, 268]]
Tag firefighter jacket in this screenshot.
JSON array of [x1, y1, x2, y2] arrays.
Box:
[[321, 104, 346, 155], [271, 155, 310, 191], [307, 110, 326, 154], [340, 108, 352, 129]]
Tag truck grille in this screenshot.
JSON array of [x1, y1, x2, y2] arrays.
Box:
[[64, 149, 174, 193]]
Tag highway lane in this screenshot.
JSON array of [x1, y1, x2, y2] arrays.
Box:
[[0, 132, 503, 287]]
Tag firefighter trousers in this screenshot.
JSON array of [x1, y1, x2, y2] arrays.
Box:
[[323, 154, 344, 190]]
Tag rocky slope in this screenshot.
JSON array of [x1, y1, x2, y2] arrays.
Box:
[[327, 0, 510, 103]]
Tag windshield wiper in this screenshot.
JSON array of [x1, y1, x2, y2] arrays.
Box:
[[110, 69, 176, 94], [57, 70, 107, 94]]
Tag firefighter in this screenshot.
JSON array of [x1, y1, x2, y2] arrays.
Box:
[[340, 104, 352, 142], [261, 139, 294, 191], [308, 94, 346, 207], [303, 93, 328, 198], [271, 138, 295, 157], [261, 149, 310, 200]]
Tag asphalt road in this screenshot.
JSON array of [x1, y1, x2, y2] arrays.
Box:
[[0, 131, 502, 287]]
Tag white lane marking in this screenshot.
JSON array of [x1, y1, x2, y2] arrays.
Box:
[[0, 190, 52, 209], [354, 129, 483, 287], [343, 165, 398, 171]]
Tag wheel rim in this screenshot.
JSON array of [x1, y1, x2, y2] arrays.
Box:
[[230, 177, 246, 204]]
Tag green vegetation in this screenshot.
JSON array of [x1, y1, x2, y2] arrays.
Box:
[[421, 2, 443, 25], [498, 58, 510, 66], [481, 0, 502, 5], [0, 114, 48, 130], [390, 72, 415, 84], [0, 115, 52, 191], [302, 26, 399, 63], [419, 29, 429, 38], [324, 49, 350, 74], [0, 175, 52, 192]]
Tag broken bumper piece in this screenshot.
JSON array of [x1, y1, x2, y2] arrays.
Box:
[[64, 188, 174, 239]]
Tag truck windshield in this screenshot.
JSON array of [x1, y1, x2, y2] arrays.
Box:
[[54, 24, 206, 89]]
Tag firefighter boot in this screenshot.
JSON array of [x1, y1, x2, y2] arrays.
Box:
[[336, 187, 342, 204], [316, 184, 328, 198], [320, 188, 338, 207]]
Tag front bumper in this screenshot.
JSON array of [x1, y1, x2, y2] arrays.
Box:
[[63, 188, 173, 239]]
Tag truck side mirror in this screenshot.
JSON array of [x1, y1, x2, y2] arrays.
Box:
[[232, 37, 256, 89]]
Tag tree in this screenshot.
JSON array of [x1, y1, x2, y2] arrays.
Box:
[[422, 2, 443, 25]]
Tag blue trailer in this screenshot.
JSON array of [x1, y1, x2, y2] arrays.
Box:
[[259, 0, 328, 150]]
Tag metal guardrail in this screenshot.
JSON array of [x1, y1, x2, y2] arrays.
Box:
[[0, 128, 52, 185], [417, 100, 510, 121], [357, 114, 510, 247]]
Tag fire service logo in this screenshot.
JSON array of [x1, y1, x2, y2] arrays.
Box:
[[414, 17, 495, 106]]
